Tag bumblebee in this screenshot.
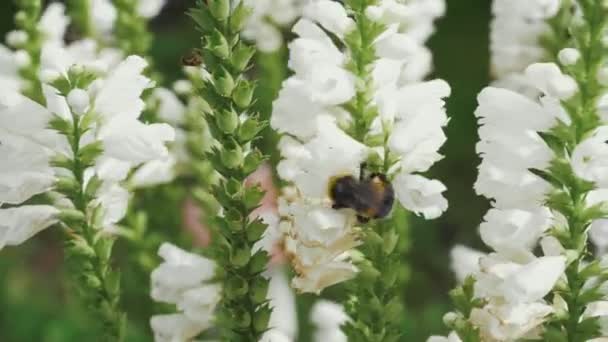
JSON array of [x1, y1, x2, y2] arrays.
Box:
[[329, 165, 395, 223], [181, 49, 203, 67]]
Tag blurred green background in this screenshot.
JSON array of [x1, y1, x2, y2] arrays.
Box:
[[0, 0, 491, 340]]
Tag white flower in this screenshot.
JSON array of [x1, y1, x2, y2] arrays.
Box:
[[150, 243, 219, 342], [138, 0, 167, 18], [90, 0, 117, 35], [311, 300, 348, 342], [0, 206, 60, 249], [266, 269, 298, 341], [37, 3, 70, 42], [426, 332, 463, 342], [277, 120, 368, 199], [591, 219, 608, 255], [479, 207, 552, 254], [242, 0, 304, 52], [393, 174, 447, 220], [302, 0, 355, 38], [94, 55, 153, 120], [470, 301, 554, 341], [571, 127, 608, 187], [0, 45, 21, 91], [474, 84, 558, 209], [450, 245, 485, 283], [467, 255, 566, 340], [366, 0, 446, 43], [476, 255, 566, 304], [0, 135, 55, 204], [490, 0, 558, 81]]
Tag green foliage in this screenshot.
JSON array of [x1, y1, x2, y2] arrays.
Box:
[[189, 1, 272, 340], [111, 0, 152, 56], [46, 72, 127, 341]]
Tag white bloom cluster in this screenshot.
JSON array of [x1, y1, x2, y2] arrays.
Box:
[[490, 0, 561, 91], [0, 28, 174, 248], [439, 59, 608, 340], [272, 0, 449, 294], [242, 0, 305, 52], [150, 243, 220, 342]]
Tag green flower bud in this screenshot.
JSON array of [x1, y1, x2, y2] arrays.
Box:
[[243, 149, 265, 174], [208, 0, 230, 21], [78, 141, 104, 167], [225, 276, 249, 299], [220, 143, 244, 169], [234, 308, 252, 329], [208, 29, 230, 59], [83, 273, 102, 289], [50, 153, 74, 169], [229, 2, 252, 32], [214, 68, 235, 96], [238, 117, 264, 143], [231, 247, 251, 268], [248, 251, 268, 275], [246, 219, 267, 243], [253, 307, 272, 333], [59, 209, 86, 225], [231, 43, 256, 72], [242, 186, 264, 210], [55, 175, 80, 194], [215, 108, 239, 133], [232, 80, 254, 108], [249, 277, 269, 304]]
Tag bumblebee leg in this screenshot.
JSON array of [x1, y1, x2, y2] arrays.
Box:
[[357, 215, 370, 224], [359, 162, 368, 181], [332, 203, 348, 210]]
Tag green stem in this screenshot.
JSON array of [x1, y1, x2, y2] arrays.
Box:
[[14, 0, 44, 103], [111, 0, 152, 56], [189, 1, 272, 340], [67, 0, 95, 39], [62, 111, 126, 342], [340, 1, 409, 341], [552, 2, 607, 341]]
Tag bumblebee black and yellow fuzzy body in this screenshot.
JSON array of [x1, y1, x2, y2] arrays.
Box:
[[329, 173, 395, 223]]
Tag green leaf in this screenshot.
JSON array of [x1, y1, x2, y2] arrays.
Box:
[[78, 141, 104, 167]]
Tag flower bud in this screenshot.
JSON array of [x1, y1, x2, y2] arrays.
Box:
[[221, 144, 244, 169], [208, 0, 230, 21], [216, 109, 239, 133], [599, 68, 608, 86], [249, 277, 269, 304], [6, 30, 27, 47], [67, 88, 90, 115], [13, 50, 31, 67], [558, 48, 581, 66]]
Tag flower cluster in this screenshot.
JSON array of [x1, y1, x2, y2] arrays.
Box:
[[150, 243, 220, 342], [490, 0, 561, 92], [273, 0, 449, 294], [0, 1, 174, 331], [436, 2, 608, 340]]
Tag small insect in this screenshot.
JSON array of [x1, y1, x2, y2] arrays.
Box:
[[329, 164, 395, 223], [181, 49, 203, 67]]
